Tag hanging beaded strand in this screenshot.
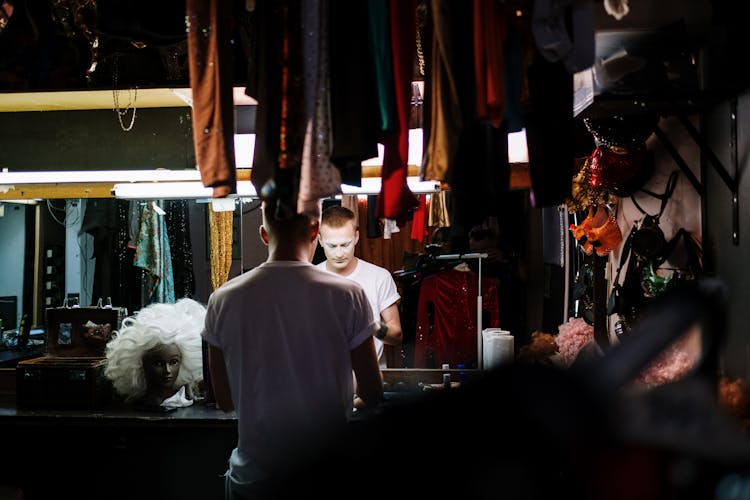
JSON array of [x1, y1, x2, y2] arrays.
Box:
[[278, 3, 290, 169], [112, 54, 138, 132]]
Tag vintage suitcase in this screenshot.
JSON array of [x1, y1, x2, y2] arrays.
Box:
[[16, 356, 112, 410], [15, 307, 121, 409], [45, 306, 120, 358]]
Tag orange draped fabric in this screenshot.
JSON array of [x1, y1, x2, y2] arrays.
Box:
[[186, 0, 236, 198]]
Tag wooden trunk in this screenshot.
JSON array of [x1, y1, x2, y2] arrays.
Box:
[[16, 357, 112, 410]]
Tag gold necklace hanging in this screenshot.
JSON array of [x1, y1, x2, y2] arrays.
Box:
[[415, 6, 425, 77], [112, 55, 138, 132]]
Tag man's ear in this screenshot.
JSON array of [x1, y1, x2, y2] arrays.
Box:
[[259, 225, 270, 246], [308, 220, 321, 262], [354, 229, 360, 246]]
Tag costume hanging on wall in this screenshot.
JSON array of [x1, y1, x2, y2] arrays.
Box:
[[366, 194, 382, 238], [165, 200, 196, 299], [186, 0, 236, 198], [503, 16, 526, 133], [410, 194, 429, 242], [423, 1, 510, 231], [80, 199, 120, 306], [248, 0, 305, 205], [449, 120, 510, 232], [531, 0, 595, 74], [524, 46, 574, 207], [248, 0, 282, 197], [367, 0, 397, 133], [209, 209, 233, 292], [329, 2, 379, 185], [134, 201, 175, 305], [297, 0, 341, 217], [414, 267, 500, 368], [473, 0, 508, 128], [376, 0, 419, 224], [428, 190, 451, 228], [422, 0, 461, 183], [116, 200, 142, 313], [393, 252, 461, 367]]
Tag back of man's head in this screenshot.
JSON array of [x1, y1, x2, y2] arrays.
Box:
[[262, 201, 316, 243], [321, 205, 356, 229]]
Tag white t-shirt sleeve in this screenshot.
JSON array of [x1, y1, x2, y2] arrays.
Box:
[[377, 269, 401, 313], [201, 292, 222, 347], [349, 287, 378, 350]]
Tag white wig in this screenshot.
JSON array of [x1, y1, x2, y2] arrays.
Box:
[[105, 298, 206, 402]]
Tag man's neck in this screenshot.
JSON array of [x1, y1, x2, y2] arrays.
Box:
[[328, 257, 358, 277], [267, 243, 312, 263]]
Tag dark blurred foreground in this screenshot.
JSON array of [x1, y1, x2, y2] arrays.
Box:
[[262, 279, 750, 500]]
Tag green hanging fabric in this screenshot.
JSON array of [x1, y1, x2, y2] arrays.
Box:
[[134, 201, 175, 305]]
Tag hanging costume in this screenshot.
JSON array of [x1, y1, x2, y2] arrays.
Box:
[[329, 1, 380, 185], [473, 0, 508, 128], [165, 200, 196, 299], [186, 0, 237, 198], [376, 0, 419, 224], [414, 267, 500, 368], [298, 0, 341, 217], [134, 201, 175, 305], [410, 194, 429, 242]]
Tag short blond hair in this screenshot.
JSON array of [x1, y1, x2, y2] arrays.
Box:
[[320, 205, 357, 230]]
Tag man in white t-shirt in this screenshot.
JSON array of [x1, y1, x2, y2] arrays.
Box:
[[317, 205, 403, 369], [202, 199, 383, 499]]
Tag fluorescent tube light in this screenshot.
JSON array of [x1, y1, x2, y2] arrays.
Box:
[[340, 177, 440, 195], [0, 199, 40, 205], [113, 177, 439, 200], [112, 181, 258, 200], [0, 170, 203, 184]]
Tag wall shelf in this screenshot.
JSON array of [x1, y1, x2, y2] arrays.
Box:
[[0, 87, 256, 112]]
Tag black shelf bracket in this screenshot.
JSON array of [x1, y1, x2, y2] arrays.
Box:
[[652, 105, 739, 245]]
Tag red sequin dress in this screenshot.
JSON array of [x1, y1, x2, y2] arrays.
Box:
[[414, 269, 500, 368]]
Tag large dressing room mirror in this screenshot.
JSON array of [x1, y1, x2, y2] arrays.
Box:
[[0, 197, 267, 331], [0, 190, 515, 372]]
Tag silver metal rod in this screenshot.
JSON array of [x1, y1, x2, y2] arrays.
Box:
[[434, 252, 488, 260], [478, 255, 483, 368]]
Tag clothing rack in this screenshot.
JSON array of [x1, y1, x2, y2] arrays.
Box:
[[435, 253, 488, 368]]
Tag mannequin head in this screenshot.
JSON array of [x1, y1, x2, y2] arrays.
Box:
[[104, 298, 205, 408], [142, 343, 183, 404]]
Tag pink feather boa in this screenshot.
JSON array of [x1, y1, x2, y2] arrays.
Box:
[[556, 317, 595, 366], [554, 317, 697, 386]]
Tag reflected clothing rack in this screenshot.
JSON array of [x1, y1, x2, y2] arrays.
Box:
[[435, 253, 489, 367]]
